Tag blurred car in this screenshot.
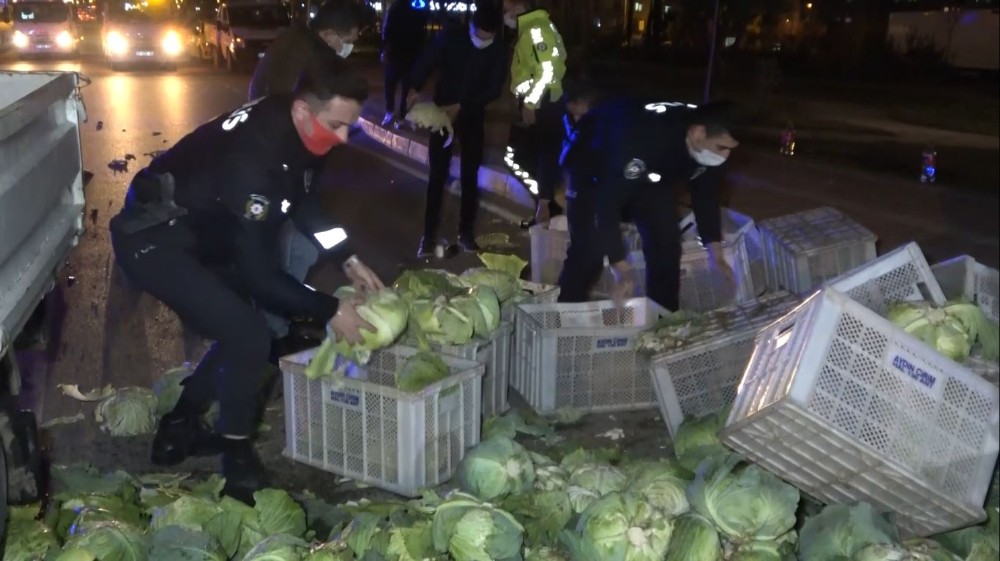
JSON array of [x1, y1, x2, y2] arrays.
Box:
[[102, 4, 187, 70], [9, 1, 80, 58]]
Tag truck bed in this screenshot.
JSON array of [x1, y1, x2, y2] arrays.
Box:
[[0, 71, 86, 357]]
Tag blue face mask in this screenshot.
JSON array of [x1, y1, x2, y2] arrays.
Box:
[[469, 26, 494, 49]]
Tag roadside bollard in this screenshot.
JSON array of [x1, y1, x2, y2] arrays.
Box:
[[921, 146, 937, 183]]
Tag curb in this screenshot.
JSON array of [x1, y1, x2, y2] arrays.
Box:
[[357, 116, 536, 211]]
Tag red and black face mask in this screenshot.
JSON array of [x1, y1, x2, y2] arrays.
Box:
[[294, 111, 344, 156]]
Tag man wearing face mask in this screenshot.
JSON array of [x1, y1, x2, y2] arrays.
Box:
[[501, 0, 568, 230], [109, 58, 383, 505], [557, 98, 739, 312], [248, 0, 360, 101], [406, 7, 506, 256]]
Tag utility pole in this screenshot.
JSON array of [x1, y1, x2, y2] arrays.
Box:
[[703, 0, 721, 103]]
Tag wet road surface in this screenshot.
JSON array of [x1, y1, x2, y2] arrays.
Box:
[[2, 53, 997, 500]]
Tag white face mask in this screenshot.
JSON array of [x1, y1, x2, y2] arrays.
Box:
[[503, 14, 517, 29], [689, 147, 727, 167], [470, 27, 493, 49], [337, 40, 354, 58]]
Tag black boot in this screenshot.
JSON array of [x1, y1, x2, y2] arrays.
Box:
[[151, 410, 221, 466], [416, 236, 437, 258], [457, 233, 481, 252], [221, 437, 267, 506]]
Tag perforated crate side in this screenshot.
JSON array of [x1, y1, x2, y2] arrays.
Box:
[[652, 292, 803, 437], [759, 208, 877, 295], [932, 256, 1000, 323], [826, 242, 946, 316], [529, 224, 645, 285], [511, 298, 668, 414], [723, 289, 1000, 537], [434, 323, 513, 419], [280, 346, 484, 497], [502, 281, 560, 324]]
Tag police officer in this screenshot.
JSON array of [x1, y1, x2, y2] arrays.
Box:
[[558, 98, 739, 311], [501, 0, 567, 229], [109, 58, 383, 504]]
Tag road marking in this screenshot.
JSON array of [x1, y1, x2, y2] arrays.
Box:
[[349, 141, 525, 225]]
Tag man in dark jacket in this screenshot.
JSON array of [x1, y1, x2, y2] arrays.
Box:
[[247, 0, 359, 101], [380, 0, 428, 127], [110, 59, 383, 504], [558, 98, 738, 311], [406, 7, 506, 256]]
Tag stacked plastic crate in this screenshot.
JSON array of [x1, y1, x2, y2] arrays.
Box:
[[280, 346, 485, 497], [722, 243, 1000, 538], [510, 298, 669, 414], [759, 206, 877, 295]]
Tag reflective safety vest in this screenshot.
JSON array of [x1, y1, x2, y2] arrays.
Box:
[[510, 9, 567, 109]]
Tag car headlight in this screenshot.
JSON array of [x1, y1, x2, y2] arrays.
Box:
[[55, 30, 74, 49], [106, 30, 128, 56], [12, 30, 29, 49], [161, 30, 182, 56]]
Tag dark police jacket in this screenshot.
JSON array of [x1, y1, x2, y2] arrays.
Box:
[[562, 97, 725, 265], [409, 23, 506, 110], [118, 95, 341, 322], [248, 22, 329, 101]]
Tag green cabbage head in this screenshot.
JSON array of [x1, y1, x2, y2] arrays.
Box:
[[561, 492, 673, 561], [432, 492, 525, 561], [687, 453, 799, 544], [457, 437, 536, 501], [95, 387, 158, 437], [665, 513, 723, 561], [798, 503, 900, 561]]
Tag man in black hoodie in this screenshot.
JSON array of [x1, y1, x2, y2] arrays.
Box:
[[406, 7, 506, 257]]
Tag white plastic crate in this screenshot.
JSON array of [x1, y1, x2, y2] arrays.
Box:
[[722, 288, 1000, 538], [680, 208, 767, 303], [511, 298, 669, 414], [502, 280, 561, 324], [529, 223, 641, 285], [651, 291, 803, 438], [760, 207, 878, 295], [432, 323, 513, 419], [826, 242, 947, 316], [280, 346, 484, 497], [931, 256, 1000, 384]]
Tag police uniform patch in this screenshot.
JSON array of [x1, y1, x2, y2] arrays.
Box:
[[623, 158, 647, 180], [244, 194, 270, 221]]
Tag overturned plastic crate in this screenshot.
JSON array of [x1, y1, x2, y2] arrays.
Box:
[[432, 323, 513, 419], [932, 255, 1000, 384], [529, 222, 641, 285], [651, 291, 802, 438], [721, 288, 1000, 538], [281, 346, 484, 497], [826, 241, 947, 315], [760, 207, 877, 295], [511, 298, 669, 414]]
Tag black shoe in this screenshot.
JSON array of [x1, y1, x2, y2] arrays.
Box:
[[457, 234, 481, 252], [417, 237, 436, 258], [221, 438, 267, 505], [151, 411, 221, 466]]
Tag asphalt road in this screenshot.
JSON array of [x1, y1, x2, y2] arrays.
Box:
[[2, 53, 998, 500]]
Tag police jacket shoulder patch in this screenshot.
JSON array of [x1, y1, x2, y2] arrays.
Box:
[[245, 194, 270, 221]]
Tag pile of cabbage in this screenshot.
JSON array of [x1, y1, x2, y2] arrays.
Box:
[[635, 310, 715, 354], [12, 407, 999, 561], [887, 300, 999, 365]]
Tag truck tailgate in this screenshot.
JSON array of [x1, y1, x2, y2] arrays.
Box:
[[0, 71, 86, 347]]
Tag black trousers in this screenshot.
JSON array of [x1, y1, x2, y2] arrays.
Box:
[[110, 216, 270, 436], [383, 57, 416, 117], [508, 98, 564, 215], [557, 178, 683, 312], [424, 107, 484, 240]]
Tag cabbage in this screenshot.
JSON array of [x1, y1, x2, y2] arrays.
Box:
[[147, 525, 227, 560], [624, 461, 691, 517], [477, 252, 529, 279], [967, 541, 1000, 561], [854, 544, 909, 561], [62, 520, 149, 561], [673, 410, 729, 473], [241, 534, 311, 560], [305, 287, 409, 379], [457, 437, 536, 501], [902, 538, 964, 561], [525, 546, 570, 561], [151, 367, 193, 417], [665, 513, 723, 561], [404, 102, 455, 147], [431, 492, 525, 561], [687, 453, 799, 544], [409, 297, 476, 346], [95, 387, 158, 437], [501, 489, 573, 548], [396, 351, 451, 392], [567, 463, 629, 513], [561, 492, 673, 561], [460, 268, 521, 303], [728, 539, 795, 561], [393, 269, 465, 301], [3, 519, 60, 561], [887, 300, 999, 363], [450, 286, 502, 338], [798, 503, 900, 561]]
